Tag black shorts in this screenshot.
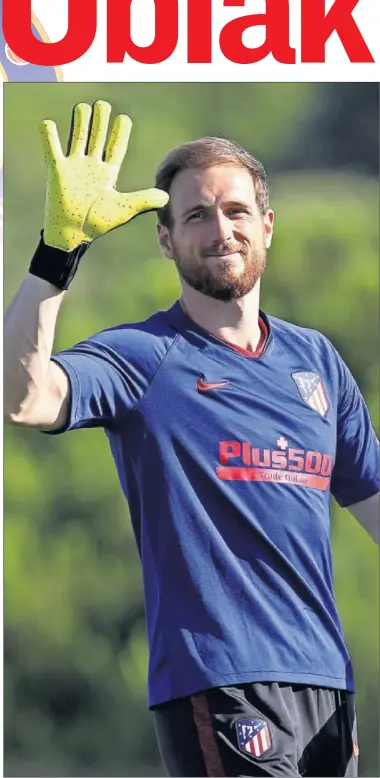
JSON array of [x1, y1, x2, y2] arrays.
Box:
[[153, 682, 358, 777]]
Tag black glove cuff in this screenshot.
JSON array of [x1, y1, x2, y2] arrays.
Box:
[[29, 231, 91, 290]]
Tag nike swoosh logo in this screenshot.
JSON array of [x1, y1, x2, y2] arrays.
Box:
[[197, 377, 230, 392]]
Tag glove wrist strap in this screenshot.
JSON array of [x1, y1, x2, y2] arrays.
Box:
[[29, 231, 90, 290]]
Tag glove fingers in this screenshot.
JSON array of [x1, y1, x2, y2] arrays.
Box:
[[40, 120, 63, 166], [67, 103, 92, 156], [87, 100, 112, 159], [105, 114, 133, 169]]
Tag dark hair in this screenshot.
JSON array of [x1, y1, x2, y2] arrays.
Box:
[[155, 137, 269, 227]]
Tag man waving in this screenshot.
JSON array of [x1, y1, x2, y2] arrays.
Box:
[[4, 101, 379, 777]]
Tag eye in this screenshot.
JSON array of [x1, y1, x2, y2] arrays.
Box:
[[187, 210, 205, 222], [228, 207, 248, 216]]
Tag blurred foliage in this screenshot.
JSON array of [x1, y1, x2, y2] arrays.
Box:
[[4, 83, 379, 777]]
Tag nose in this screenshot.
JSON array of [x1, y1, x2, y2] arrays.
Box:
[[211, 210, 234, 242]]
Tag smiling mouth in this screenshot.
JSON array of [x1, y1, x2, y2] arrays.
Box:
[[207, 251, 242, 260]]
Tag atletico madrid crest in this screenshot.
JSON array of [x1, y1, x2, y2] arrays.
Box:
[[292, 371, 330, 418], [236, 718, 272, 758]]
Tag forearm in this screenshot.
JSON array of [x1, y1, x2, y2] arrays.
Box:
[[348, 492, 380, 545], [4, 273, 65, 421]]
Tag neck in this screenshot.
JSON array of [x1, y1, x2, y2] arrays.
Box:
[[179, 281, 262, 353]]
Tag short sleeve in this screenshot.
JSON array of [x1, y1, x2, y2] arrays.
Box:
[[46, 324, 167, 434], [330, 349, 379, 507]]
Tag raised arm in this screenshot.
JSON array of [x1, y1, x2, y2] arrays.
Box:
[[4, 100, 168, 431], [4, 275, 69, 429]]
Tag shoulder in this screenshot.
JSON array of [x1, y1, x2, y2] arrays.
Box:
[[55, 308, 181, 393], [83, 308, 180, 364], [267, 313, 335, 359], [266, 313, 345, 396]]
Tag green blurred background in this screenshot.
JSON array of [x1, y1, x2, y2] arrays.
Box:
[[4, 83, 379, 777]]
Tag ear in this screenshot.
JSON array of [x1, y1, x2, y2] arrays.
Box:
[[263, 209, 275, 249], [157, 224, 174, 260]]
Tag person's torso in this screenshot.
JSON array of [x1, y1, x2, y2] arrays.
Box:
[[104, 304, 353, 705]]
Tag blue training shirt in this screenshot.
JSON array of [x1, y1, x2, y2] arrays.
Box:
[[49, 302, 379, 707]]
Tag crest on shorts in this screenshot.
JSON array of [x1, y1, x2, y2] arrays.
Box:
[[236, 718, 272, 758], [292, 371, 330, 418]]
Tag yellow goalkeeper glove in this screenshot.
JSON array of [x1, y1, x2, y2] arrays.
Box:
[[41, 100, 169, 251]]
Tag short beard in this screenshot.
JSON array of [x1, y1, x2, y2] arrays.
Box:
[[173, 243, 267, 301]]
